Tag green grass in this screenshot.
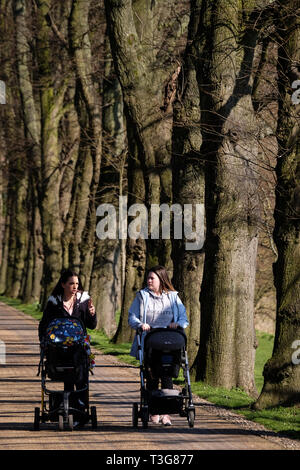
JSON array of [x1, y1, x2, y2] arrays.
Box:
[[0, 296, 43, 321], [1, 295, 299, 439], [254, 331, 275, 392], [175, 331, 300, 440], [87, 327, 139, 367]]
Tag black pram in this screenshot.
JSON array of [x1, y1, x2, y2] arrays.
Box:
[[34, 318, 97, 431], [132, 327, 195, 428]]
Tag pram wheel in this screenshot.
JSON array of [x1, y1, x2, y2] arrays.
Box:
[[187, 408, 195, 428], [34, 407, 40, 431], [68, 414, 74, 431], [141, 406, 149, 429], [58, 413, 64, 431], [132, 403, 138, 427], [90, 406, 97, 429]]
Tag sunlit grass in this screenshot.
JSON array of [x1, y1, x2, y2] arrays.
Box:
[[87, 327, 139, 367], [0, 296, 42, 321]]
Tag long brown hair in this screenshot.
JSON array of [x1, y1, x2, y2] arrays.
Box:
[[147, 265, 176, 294]]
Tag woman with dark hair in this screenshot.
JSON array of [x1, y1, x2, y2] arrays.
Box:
[[128, 265, 189, 426], [38, 269, 97, 341]]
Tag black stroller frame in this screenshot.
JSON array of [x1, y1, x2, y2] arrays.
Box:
[[34, 321, 97, 431], [132, 327, 195, 429]]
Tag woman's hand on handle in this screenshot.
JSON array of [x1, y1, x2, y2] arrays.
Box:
[[141, 323, 151, 331], [169, 322, 178, 329]]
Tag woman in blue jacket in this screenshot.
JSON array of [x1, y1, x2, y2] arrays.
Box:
[[128, 265, 189, 426]]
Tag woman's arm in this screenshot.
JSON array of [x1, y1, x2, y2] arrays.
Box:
[[175, 295, 189, 329], [128, 293, 143, 330], [38, 301, 53, 342]]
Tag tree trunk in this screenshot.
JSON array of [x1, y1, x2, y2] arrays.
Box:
[[22, 182, 44, 303], [0, 69, 29, 298], [90, 36, 127, 337], [14, 0, 43, 302], [0, 125, 5, 269], [69, 0, 103, 287], [195, 0, 261, 396], [36, 0, 71, 305], [172, 0, 205, 368], [254, 0, 300, 409], [113, 134, 147, 343], [0, 207, 10, 295], [105, 0, 189, 342], [14, 0, 41, 191], [9, 163, 29, 298]]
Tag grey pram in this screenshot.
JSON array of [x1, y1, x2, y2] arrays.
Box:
[[132, 327, 195, 428]]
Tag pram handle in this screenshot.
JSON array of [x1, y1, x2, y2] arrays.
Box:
[[137, 325, 184, 335]]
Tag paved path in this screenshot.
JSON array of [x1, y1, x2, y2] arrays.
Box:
[[0, 302, 290, 451]]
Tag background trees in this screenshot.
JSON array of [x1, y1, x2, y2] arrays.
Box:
[[0, 0, 299, 406], [190, 0, 262, 396], [254, 0, 300, 408], [104, 0, 189, 343]]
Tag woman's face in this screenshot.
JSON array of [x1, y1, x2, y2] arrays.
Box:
[[147, 271, 161, 293], [62, 276, 79, 297]]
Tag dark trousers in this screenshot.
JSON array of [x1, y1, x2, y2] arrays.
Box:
[[64, 367, 88, 406]]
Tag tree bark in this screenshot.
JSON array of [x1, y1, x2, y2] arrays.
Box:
[[69, 0, 103, 288], [113, 136, 147, 343], [22, 181, 44, 303], [195, 0, 261, 396], [0, 61, 29, 298], [105, 0, 189, 342], [172, 0, 205, 368], [254, 0, 300, 409], [36, 0, 73, 305], [14, 0, 43, 302], [14, 0, 41, 190], [90, 37, 127, 337]]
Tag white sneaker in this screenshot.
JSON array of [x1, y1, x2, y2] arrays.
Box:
[[150, 414, 160, 424], [161, 414, 172, 426]]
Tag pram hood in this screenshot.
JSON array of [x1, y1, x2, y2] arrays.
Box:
[[45, 318, 85, 347], [144, 328, 186, 352]]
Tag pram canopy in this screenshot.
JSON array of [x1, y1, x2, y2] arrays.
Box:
[[46, 318, 85, 347], [144, 328, 186, 352], [44, 318, 95, 372]]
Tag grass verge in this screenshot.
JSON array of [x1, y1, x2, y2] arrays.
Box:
[[1, 295, 299, 439]]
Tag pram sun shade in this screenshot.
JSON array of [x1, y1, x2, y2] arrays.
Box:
[[46, 318, 85, 346], [44, 318, 95, 381], [144, 328, 186, 351]]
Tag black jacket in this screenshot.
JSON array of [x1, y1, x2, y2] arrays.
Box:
[[38, 291, 97, 341]]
